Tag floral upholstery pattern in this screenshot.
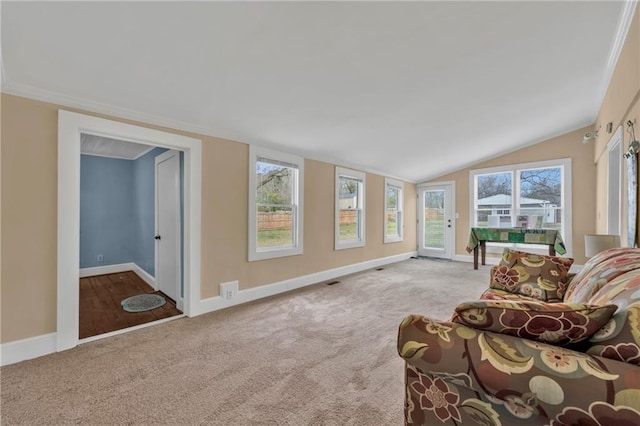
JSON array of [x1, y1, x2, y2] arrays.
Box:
[[452, 300, 617, 345], [398, 247, 640, 425], [585, 269, 640, 365], [479, 287, 541, 302], [551, 402, 640, 426], [398, 316, 640, 425], [489, 249, 574, 302], [563, 248, 640, 303]]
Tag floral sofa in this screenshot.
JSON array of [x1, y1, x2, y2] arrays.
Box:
[[397, 247, 640, 425]]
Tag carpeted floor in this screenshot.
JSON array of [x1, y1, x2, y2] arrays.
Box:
[[0, 258, 490, 425]]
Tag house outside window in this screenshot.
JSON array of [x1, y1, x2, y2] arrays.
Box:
[[335, 167, 365, 250], [470, 158, 572, 252], [384, 178, 404, 243], [248, 146, 304, 261]]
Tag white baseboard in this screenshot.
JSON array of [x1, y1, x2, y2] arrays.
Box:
[[131, 264, 157, 288], [3, 253, 415, 365], [80, 262, 156, 288], [0, 333, 57, 367], [196, 251, 417, 315], [79, 262, 136, 278]]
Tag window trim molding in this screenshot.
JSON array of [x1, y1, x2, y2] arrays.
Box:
[[335, 167, 366, 250], [606, 126, 623, 237], [248, 145, 304, 261], [384, 177, 404, 243], [468, 158, 572, 257]]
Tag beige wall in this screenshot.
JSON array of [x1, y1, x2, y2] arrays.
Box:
[[594, 8, 640, 241], [0, 94, 417, 343], [424, 8, 640, 266], [425, 126, 596, 265]]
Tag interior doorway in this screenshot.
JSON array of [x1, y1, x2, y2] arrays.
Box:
[[78, 137, 184, 339], [57, 110, 202, 352], [418, 182, 456, 259]]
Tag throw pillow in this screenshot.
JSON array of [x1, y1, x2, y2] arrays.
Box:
[[489, 249, 574, 302], [452, 300, 617, 345]]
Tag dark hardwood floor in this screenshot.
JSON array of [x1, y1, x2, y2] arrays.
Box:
[[79, 270, 182, 339]]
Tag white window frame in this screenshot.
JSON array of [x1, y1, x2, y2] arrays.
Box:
[[469, 158, 572, 256], [607, 126, 623, 236], [384, 177, 404, 243], [335, 167, 366, 250], [248, 145, 304, 261]]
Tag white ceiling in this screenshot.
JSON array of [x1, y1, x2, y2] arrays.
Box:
[[80, 134, 154, 160], [1, 2, 633, 182]]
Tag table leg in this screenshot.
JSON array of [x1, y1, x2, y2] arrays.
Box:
[[549, 245, 556, 256], [473, 245, 479, 270], [481, 241, 486, 266]]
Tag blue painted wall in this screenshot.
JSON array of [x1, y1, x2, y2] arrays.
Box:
[[80, 155, 135, 268], [80, 148, 183, 281]]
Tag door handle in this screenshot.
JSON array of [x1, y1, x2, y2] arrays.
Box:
[[155, 235, 161, 240]]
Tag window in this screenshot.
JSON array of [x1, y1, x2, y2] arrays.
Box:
[[249, 146, 304, 261], [470, 158, 572, 253], [335, 167, 365, 250], [384, 178, 404, 243]]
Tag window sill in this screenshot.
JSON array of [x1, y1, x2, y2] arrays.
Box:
[[335, 240, 365, 250], [249, 246, 303, 262]]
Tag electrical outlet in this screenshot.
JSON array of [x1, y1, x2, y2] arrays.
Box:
[[97, 254, 104, 262], [220, 281, 238, 301]]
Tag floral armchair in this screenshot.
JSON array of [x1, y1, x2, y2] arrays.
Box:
[[397, 247, 640, 425]]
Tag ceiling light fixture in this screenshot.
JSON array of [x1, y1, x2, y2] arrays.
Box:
[[582, 129, 599, 143]]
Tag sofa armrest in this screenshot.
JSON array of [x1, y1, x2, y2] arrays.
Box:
[[398, 314, 640, 423]]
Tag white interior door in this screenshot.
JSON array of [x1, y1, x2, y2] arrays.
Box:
[[418, 183, 455, 259], [155, 150, 181, 305]]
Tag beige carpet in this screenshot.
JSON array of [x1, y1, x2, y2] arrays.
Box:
[[0, 258, 490, 425]]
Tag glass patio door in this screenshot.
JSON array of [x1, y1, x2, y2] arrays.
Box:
[[418, 183, 455, 259]]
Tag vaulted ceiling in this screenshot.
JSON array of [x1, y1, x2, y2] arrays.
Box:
[[1, 1, 633, 181]]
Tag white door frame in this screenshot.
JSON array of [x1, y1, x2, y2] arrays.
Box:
[[57, 110, 201, 352], [607, 126, 623, 236], [417, 181, 456, 259], [155, 150, 182, 309]]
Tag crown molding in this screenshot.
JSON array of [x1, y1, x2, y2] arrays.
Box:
[[1, 81, 415, 184], [2, 81, 220, 139], [592, 0, 638, 121]]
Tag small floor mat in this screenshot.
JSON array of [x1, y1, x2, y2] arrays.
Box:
[[121, 294, 166, 313]]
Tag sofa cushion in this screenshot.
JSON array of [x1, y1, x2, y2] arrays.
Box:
[[586, 303, 640, 365], [563, 248, 640, 303], [452, 300, 617, 345], [583, 270, 640, 365], [489, 249, 574, 302]]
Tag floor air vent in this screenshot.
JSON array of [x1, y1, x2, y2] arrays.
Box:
[[376, 267, 385, 271], [326, 280, 340, 286]]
